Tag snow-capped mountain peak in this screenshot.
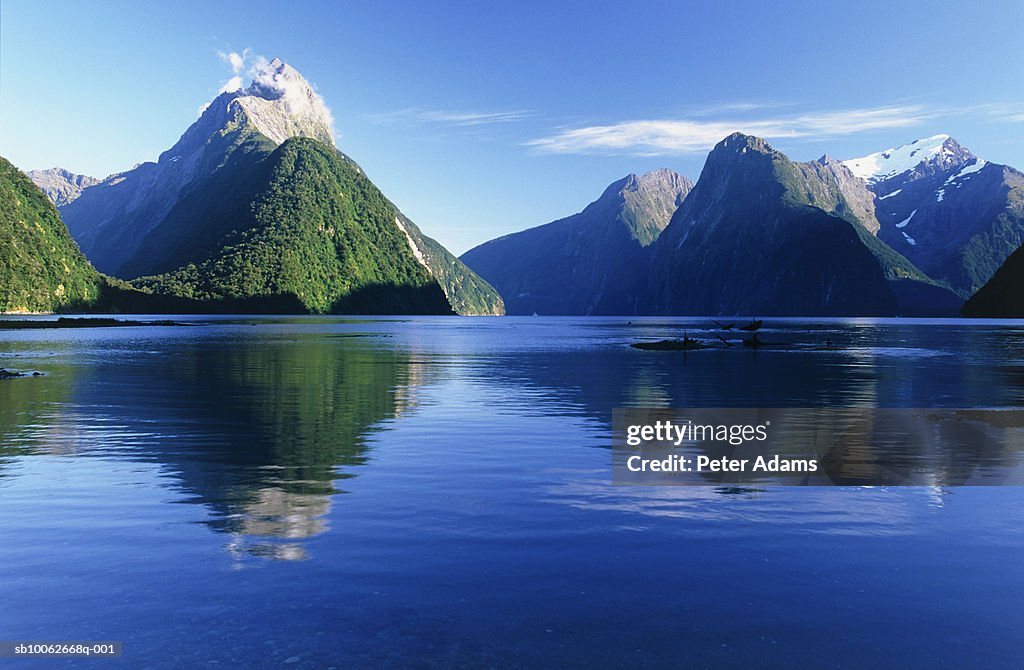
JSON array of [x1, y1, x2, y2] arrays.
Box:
[[842, 134, 973, 185]]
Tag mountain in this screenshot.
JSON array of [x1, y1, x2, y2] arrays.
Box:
[[843, 135, 1024, 297], [460, 169, 691, 315], [60, 59, 335, 276], [27, 168, 101, 207], [1, 157, 103, 312], [129, 137, 454, 314], [648, 133, 960, 316], [57, 58, 502, 315]]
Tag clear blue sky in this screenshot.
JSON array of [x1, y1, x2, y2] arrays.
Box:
[[2, 0, 1023, 254]]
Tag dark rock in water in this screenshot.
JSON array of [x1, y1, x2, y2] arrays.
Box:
[[742, 333, 790, 348], [0, 368, 28, 379], [631, 338, 709, 351]]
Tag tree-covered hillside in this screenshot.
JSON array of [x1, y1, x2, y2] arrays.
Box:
[[132, 138, 455, 314], [0, 157, 102, 313]]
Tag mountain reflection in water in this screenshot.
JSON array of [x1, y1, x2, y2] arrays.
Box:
[[0, 329, 431, 560]]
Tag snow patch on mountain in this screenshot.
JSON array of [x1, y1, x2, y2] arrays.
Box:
[[842, 134, 952, 184], [878, 188, 902, 200], [896, 209, 917, 229], [944, 159, 987, 186]]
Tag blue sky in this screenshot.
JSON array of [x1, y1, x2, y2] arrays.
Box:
[[2, 0, 1023, 254]]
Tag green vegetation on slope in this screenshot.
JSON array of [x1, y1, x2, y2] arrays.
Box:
[[0, 156, 102, 313], [133, 138, 454, 314], [398, 214, 505, 315]]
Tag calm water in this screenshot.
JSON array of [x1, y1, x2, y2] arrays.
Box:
[[2, 316, 1024, 668]]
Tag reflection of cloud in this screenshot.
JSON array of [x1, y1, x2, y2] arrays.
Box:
[[226, 538, 310, 563], [527, 106, 929, 156], [221, 487, 333, 563], [543, 477, 932, 536], [237, 486, 332, 540]]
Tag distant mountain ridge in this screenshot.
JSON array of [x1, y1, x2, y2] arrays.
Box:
[[27, 167, 100, 207], [463, 131, 1024, 317], [460, 169, 692, 315], [1, 157, 195, 314]]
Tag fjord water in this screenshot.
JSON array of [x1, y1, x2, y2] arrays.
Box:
[[2, 316, 1023, 668]]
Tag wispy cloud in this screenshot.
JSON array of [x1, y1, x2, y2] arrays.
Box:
[[962, 102, 1024, 123], [372, 107, 534, 126], [526, 105, 931, 156], [216, 49, 250, 93]]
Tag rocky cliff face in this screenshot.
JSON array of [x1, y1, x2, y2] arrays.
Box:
[[460, 170, 693, 315], [793, 156, 881, 235], [27, 167, 100, 207]]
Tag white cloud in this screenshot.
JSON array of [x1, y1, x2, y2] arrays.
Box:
[[964, 102, 1024, 123], [419, 109, 533, 125], [209, 49, 251, 100], [217, 75, 243, 94], [526, 105, 930, 156], [217, 49, 249, 75], [373, 107, 534, 126]]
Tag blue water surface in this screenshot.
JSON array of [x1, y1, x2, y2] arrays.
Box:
[[1, 316, 1023, 668]]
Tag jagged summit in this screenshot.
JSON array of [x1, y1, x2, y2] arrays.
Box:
[[842, 134, 974, 185], [230, 58, 335, 147], [714, 132, 776, 155], [586, 169, 693, 246], [174, 58, 334, 163]]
